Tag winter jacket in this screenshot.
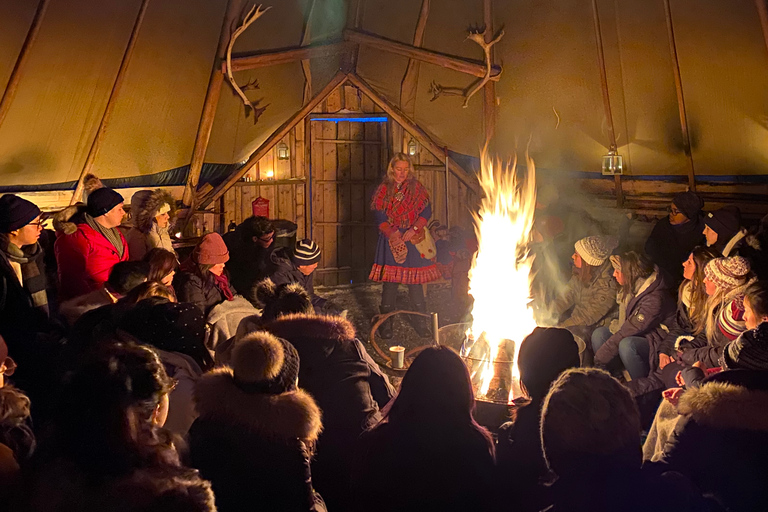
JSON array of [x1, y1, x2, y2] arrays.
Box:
[[189, 366, 325, 512], [351, 422, 496, 512], [119, 189, 176, 261], [54, 206, 129, 300], [174, 272, 232, 315], [155, 349, 203, 438], [204, 296, 257, 352], [58, 287, 117, 327], [594, 269, 676, 366], [263, 314, 394, 511], [654, 372, 768, 512], [222, 226, 275, 295], [554, 260, 618, 331], [268, 248, 327, 313], [645, 216, 706, 284]]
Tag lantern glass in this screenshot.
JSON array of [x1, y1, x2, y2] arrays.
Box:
[[408, 139, 417, 156], [277, 142, 289, 160], [601, 153, 623, 175]]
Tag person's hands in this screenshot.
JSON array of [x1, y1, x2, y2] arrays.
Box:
[[402, 228, 416, 242], [389, 230, 402, 241], [659, 353, 674, 369], [663, 387, 684, 406], [692, 361, 704, 369], [675, 371, 685, 387]]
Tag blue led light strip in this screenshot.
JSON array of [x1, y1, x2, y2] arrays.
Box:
[[311, 116, 388, 123]]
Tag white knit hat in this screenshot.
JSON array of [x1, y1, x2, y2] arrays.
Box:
[[574, 236, 618, 267]]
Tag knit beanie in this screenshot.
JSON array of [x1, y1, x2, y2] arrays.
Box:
[[704, 256, 750, 291], [87, 188, 124, 218], [232, 332, 300, 394], [672, 191, 704, 221], [0, 194, 41, 233], [721, 322, 768, 371], [250, 279, 313, 324], [518, 327, 580, 401], [292, 239, 321, 265], [193, 233, 229, 265], [540, 368, 640, 474], [574, 236, 618, 267], [705, 206, 741, 240]]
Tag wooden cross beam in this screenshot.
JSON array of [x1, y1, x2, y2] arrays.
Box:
[[226, 41, 351, 72]]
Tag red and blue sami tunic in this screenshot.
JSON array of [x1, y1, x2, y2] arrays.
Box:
[[369, 178, 441, 284]]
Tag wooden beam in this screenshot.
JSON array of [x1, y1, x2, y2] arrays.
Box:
[[201, 71, 349, 207], [71, 0, 151, 205], [299, 0, 317, 104], [590, 0, 623, 208], [663, 0, 696, 191], [344, 29, 501, 81], [0, 0, 51, 130], [756, 0, 768, 56], [227, 41, 348, 72], [482, 0, 497, 145], [399, 0, 430, 116], [182, 0, 242, 207], [346, 73, 479, 194]]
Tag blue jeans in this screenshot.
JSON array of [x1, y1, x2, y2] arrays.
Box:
[[591, 326, 650, 380]]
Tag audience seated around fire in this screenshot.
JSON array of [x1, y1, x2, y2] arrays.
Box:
[[189, 331, 325, 512], [54, 187, 129, 301], [552, 235, 619, 359], [592, 251, 676, 380], [175, 232, 236, 314], [222, 215, 276, 294], [496, 327, 580, 512], [143, 247, 178, 299], [120, 188, 176, 261], [351, 346, 496, 512], [25, 341, 215, 512], [703, 206, 747, 257], [644, 192, 705, 284], [262, 309, 393, 511]]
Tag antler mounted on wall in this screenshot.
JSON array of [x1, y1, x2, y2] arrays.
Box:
[[429, 26, 504, 108], [226, 3, 272, 122]]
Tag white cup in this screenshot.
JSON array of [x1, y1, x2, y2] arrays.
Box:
[[389, 345, 405, 369]]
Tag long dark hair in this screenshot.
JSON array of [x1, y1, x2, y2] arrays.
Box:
[[617, 251, 654, 298], [144, 248, 177, 283], [381, 346, 494, 456], [745, 280, 768, 319]]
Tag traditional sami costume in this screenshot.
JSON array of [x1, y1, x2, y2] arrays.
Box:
[[369, 178, 441, 284]]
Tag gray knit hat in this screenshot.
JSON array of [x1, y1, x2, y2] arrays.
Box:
[[574, 236, 618, 267], [292, 239, 321, 265]]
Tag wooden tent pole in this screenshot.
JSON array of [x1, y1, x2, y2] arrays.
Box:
[[400, 0, 430, 116], [70, 0, 151, 205], [590, 0, 623, 208], [756, 0, 768, 56], [299, 0, 317, 105], [182, 0, 242, 207], [483, 0, 497, 145], [663, 0, 696, 191], [201, 71, 349, 207], [0, 0, 51, 130]]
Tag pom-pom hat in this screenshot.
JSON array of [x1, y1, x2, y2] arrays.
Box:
[[232, 332, 300, 395], [704, 256, 751, 291], [87, 188, 124, 218]]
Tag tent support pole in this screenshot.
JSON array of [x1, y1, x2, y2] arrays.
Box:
[[0, 0, 51, 131], [756, 0, 768, 58], [71, 0, 151, 205], [182, 0, 242, 207], [590, 0, 623, 208], [663, 0, 696, 191], [483, 0, 497, 147]]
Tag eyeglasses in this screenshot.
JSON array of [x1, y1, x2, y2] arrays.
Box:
[[667, 205, 682, 216], [258, 232, 275, 242], [28, 221, 44, 228]]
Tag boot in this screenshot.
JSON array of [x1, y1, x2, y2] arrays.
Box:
[[378, 305, 395, 339], [408, 302, 432, 338]]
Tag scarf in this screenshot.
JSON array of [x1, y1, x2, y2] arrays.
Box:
[[0, 235, 48, 315], [84, 213, 125, 258], [371, 178, 430, 228], [179, 258, 234, 302]]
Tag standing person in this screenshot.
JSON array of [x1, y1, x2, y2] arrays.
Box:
[[592, 251, 676, 380], [54, 187, 129, 300], [703, 206, 747, 257], [645, 192, 706, 283], [552, 235, 619, 354], [267, 239, 334, 314], [175, 233, 235, 315], [351, 347, 495, 512], [223, 215, 276, 294], [370, 153, 441, 338], [120, 189, 176, 260]]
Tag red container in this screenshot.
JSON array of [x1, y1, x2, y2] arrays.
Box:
[[252, 197, 269, 217]]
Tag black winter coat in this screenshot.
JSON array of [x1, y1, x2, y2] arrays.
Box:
[[222, 227, 275, 296], [267, 248, 327, 313], [174, 272, 233, 315]]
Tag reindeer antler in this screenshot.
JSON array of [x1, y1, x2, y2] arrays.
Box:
[[226, 4, 272, 122]]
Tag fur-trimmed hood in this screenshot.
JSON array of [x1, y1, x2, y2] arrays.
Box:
[[53, 204, 87, 235], [678, 381, 768, 432], [263, 313, 357, 346], [194, 367, 322, 443], [129, 189, 176, 234]]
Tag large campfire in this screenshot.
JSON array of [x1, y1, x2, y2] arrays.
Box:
[[461, 150, 538, 404]]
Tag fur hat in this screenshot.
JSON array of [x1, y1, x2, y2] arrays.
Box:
[[721, 322, 768, 371], [0, 194, 41, 233], [130, 189, 175, 233], [193, 233, 229, 265], [81, 174, 104, 203], [672, 191, 704, 221], [574, 236, 617, 267], [540, 368, 640, 473], [705, 206, 742, 240], [250, 278, 313, 324], [232, 332, 300, 395], [518, 327, 580, 401], [292, 239, 321, 265], [704, 256, 751, 291], [87, 188, 124, 218]]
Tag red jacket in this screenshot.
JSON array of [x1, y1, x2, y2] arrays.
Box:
[[55, 224, 129, 300]]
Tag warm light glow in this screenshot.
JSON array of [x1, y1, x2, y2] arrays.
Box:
[[264, 169, 275, 178], [463, 149, 538, 404]]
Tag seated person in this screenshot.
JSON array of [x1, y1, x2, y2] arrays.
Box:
[[703, 206, 747, 257], [222, 216, 276, 294], [267, 239, 334, 314], [175, 233, 235, 315]]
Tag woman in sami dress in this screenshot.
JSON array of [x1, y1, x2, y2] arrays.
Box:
[[370, 153, 441, 339]]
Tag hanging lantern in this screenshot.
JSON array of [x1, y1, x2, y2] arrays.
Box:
[[408, 138, 417, 156], [277, 142, 289, 160], [601, 146, 623, 175]]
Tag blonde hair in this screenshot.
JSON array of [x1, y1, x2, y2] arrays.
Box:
[[683, 246, 719, 332], [383, 153, 417, 201]]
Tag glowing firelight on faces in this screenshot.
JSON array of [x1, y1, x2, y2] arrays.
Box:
[[466, 150, 538, 403]]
